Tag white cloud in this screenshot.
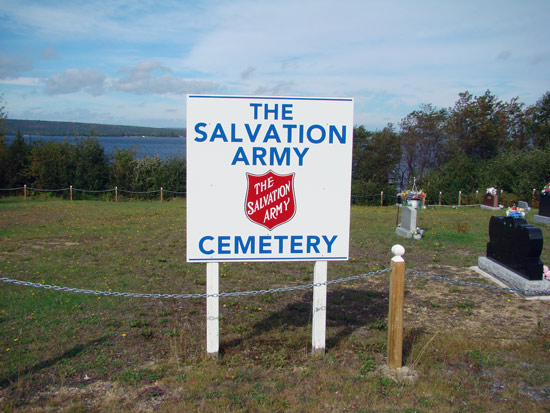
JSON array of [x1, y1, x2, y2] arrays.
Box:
[[40, 48, 59, 60], [44, 68, 106, 96], [0, 56, 32, 79], [0, 77, 41, 86], [113, 60, 220, 95]]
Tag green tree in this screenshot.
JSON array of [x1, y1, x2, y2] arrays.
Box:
[[7, 130, 29, 187], [25, 140, 76, 189], [398, 103, 448, 187], [446, 90, 510, 160], [423, 153, 481, 204], [352, 124, 400, 204], [133, 155, 164, 195], [73, 136, 109, 190], [157, 156, 186, 196], [109, 148, 137, 190], [0, 94, 9, 188], [479, 148, 550, 200], [528, 91, 550, 149]]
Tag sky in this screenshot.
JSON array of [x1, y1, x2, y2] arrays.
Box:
[[1, 0, 549, 130]]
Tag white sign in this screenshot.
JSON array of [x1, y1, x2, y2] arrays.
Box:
[[186, 95, 354, 262]]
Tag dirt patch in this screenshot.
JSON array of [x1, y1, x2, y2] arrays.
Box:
[[401, 265, 550, 339]]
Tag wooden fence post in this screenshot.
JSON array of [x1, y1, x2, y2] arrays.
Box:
[[380, 191, 384, 207], [533, 188, 536, 204], [387, 244, 406, 370], [312, 260, 328, 356], [458, 190, 462, 206], [160, 187, 163, 203], [439, 191, 442, 206], [70, 185, 73, 201], [115, 186, 118, 203], [24, 184, 27, 200]]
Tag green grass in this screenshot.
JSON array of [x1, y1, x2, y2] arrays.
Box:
[[1, 198, 550, 411]]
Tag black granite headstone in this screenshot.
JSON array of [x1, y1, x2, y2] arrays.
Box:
[[486, 216, 543, 280], [539, 192, 550, 217]]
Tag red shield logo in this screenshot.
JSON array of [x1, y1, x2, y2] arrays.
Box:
[[245, 170, 296, 230]]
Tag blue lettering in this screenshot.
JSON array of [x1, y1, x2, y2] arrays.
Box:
[[199, 236, 214, 254], [291, 235, 303, 253], [307, 124, 326, 144], [264, 124, 281, 143], [293, 147, 309, 166], [211, 123, 228, 142], [230, 123, 242, 142], [194, 122, 207, 142], [245, 123, 261, 142], [259, 236, 271, 253], [329, 125, 346, 144], [253, 147, 267, 165], [282, 104, 293, 120], [264, 104, 278, 120], [274, 235, 288, 253], [270, 147, 290, 166], [322, 235, 338, 253], [218, 236, 231, 254], [282, 124, 297, 143], [231, 147, 249, 165], [307, 236, 321, 253], [250, 103, 262, 119], [235, 236, 255, 254]]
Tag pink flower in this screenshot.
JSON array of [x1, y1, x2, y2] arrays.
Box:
[[544, 265, 550, 281]]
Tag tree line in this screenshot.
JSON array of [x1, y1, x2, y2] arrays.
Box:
[[352, 90, 550, 205], [4, 119, 186, 137], [1, 90, 549, 204]]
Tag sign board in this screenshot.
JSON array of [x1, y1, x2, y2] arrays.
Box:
[[186, 95, 354, 262]]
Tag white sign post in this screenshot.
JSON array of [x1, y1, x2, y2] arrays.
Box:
[[186, 95, 354, 356]]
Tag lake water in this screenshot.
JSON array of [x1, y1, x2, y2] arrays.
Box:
[[4, 135, 186, 160]]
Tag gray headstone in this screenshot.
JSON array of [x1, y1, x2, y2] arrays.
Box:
[[517, 200, 530, 211], [396, 206, 417, 238], [401, 206, 417, 232]]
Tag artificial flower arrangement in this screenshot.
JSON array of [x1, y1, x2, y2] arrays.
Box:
[[544, 265, 550, 281], [411, 227, 425, 236], [399, 189, 426, 201], [486, 187, 497, 195], [543, 183, 550, 194], [505, 206, 526, 219]]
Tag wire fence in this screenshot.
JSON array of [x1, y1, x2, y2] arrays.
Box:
[[2, 267, 548, 299], [0, 185, 533, 207]]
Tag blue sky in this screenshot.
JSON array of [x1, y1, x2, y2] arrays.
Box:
[[1, 0, 549, 130]]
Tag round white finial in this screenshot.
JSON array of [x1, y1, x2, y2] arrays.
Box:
[[391, 244, 405, 262]]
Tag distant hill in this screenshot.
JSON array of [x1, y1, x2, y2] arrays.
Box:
[[5, 119, 186, 138]]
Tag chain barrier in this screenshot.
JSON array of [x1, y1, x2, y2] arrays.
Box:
[[0, 268, 391, 299], [73, 188, 115, 193], [426, 204, 481, 208], [408, 268, 550, 296], [118, 189, 161, 194], [2, 267, 549, 298], [27, 187, 69, 192], [0, 186, 25, 191]]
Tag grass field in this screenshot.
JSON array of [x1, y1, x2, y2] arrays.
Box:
[[1, 198, 550, 411]]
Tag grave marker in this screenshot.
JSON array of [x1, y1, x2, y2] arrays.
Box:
[[396, 206, 417, 238], [517, 200, 530, 211], [481, 189, 499, 210], [534, 191, 550, 225], [486, 216, 543, 280]]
